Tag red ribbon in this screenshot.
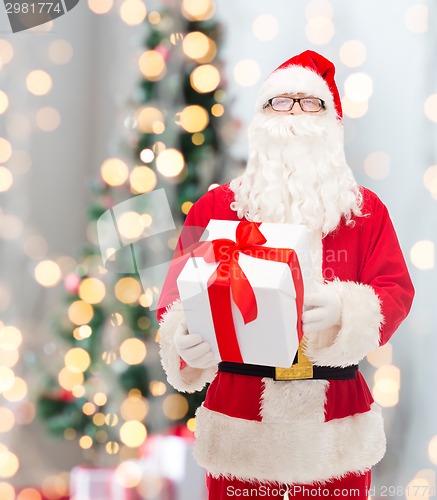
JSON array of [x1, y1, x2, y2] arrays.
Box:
[[195, 222, 304, 363]]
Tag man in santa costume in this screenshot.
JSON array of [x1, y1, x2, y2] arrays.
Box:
[[156, 50, 414, 499]]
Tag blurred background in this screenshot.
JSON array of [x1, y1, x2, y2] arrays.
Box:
[[0, 0, 436, 498]]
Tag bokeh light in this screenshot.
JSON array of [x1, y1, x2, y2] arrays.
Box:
[[0, 409, 15, 433], [119, 421, 147, 447], [0, 325, 22, 351], [88, 0, 113, 14], [115, 461, 142, 488], [130, 166, 157, 194], [364, 152, 391, 180], [162, 393, 189, 420], [0, 367, 15, 392], [48, 39, 74, 64], [0, 450, 19, 478], [339, 40, 367, 67], [233, 59, 261, 87], [305, 0, 333, 19], [0, 214, 23, 240], [252, 14, 279, 41], [0, 167, 13, 192], [6, 113, 32, 141], [410, 240, 434, 270], [137, 107, 164, 133], [0, 482, 15, 499], [0, 91, 9, 114], [93, 392, 107, 406], [8, 150, 32, 175], [35, 107, 61, 132], [342, 97, 369, 119], [120, 338, 147, 365], [41, 475, 69, 499], [423, 165, 437, 197], [73, 325, 92, 340], [372, 365, 400, 407], [140, 148, 154, 163], [187, 418, 196, 432], [100, 158, 129, 186], [0, 40, 14, 64], [428, 436, 437, 465], [156, 148, 185, 177], [120, 395, 148, 420], [0, 349, 18, 368], [114, 277, 142, 304], [306, 16, 334, 45], [177, 105, 209, 133], [181, 201, 193, 215], [149, 380, 167, 396], [117, 211, 144, 239], [58, 367, 84, 391], [120, 0, 147, 26], [65, 348, 91, 373], [211, 103, 224, 117], [78, 277, 106, 304], [0, 138, 12, 163], [68, 300, 94, 325], [2, 376, 28, 402], [181, 0, 215, 21], [344, 72, 373, 102], [79, 436, 93, 449], [190, 65, 220, 93], [424, 94, 437, 122], [148, 11, 160, 24], [34, 260, 62, 287], [404, 4, 428, 34], [139, 50, 166, 81], [182, 32, 216, 63], [26, 70, 52, 96], [367, 343, 393, 367]]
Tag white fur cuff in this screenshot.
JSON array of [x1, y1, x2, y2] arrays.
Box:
[[304, 280, 383, 367], [159, 301, 217, 393]]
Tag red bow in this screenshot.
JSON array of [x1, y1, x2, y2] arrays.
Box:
[[195, 222, 304, 363]]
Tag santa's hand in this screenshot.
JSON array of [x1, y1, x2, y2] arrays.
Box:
[[302, 284, 342, 334], [174, 321, 217, 369]]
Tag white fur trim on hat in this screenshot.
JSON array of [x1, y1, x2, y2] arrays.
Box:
[[256, 66, 336, 115], [158, 300, 217, 392], [303, 280, 383, 367], [193, 401, 385, 484]]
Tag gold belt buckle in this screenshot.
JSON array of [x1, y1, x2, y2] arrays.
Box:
[[275, 344, 314, 381]]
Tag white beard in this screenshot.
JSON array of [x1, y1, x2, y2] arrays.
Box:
[[229, 110, 362, 235]]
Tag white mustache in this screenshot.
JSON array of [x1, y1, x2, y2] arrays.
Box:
[[249, 112, 333, 142]]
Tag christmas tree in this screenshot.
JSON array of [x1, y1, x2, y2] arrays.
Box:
[[37, 0, 236, 462]]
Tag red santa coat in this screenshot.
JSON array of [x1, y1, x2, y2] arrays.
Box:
[[157, 184, 414, 486]]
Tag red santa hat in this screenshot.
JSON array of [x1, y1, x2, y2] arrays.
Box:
[[255, 50, 343, 120]]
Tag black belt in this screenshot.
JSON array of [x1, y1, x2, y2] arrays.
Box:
[[218, 361, 359, 381]]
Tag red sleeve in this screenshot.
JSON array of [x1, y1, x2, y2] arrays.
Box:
[[359, 192, 415, 345]]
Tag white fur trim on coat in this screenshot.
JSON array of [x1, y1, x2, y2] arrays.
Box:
[[256, 66, 336, 116], [304, 280, 383, 367], [158, 301, 217, 393], [193, 401, 385, 484]]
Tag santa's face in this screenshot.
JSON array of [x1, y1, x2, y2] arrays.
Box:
[[229, 91, 361, 234]]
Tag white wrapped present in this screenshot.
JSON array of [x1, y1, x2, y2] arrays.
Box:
[[139, 434, 206, 500], [70, 466, 136, 500], [177, 220, 314, 368]]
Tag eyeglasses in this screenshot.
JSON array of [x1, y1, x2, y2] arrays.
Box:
[[263, 96, 326, 113]]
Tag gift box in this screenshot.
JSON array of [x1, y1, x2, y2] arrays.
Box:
[[70, 465, 138, 500], [139, 433, 206, 500], [177, 220, 314, 368]]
